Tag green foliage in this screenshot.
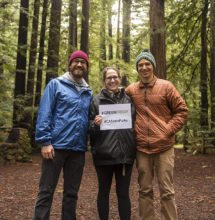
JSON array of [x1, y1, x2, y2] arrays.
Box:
[[0, 0, 214, 145]]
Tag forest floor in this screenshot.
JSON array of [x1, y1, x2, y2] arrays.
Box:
[[0, 148, 215, 220]]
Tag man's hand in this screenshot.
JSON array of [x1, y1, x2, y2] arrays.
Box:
[[41, 145, 55, 159]]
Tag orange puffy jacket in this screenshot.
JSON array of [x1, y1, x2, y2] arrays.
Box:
[[126, 76, 188, 154]]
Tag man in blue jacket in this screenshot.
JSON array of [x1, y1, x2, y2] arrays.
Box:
[[33, 51, 92, 220]]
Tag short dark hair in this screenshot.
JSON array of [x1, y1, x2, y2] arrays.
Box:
[[102, 67, 121, 81]]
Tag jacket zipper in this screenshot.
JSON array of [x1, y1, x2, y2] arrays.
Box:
[[144, 86, 150, 150]]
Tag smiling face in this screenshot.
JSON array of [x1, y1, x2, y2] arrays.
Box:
[[69, 58, 88, 82], [137, 58, 154, 83], [104, 69, 121, 93]]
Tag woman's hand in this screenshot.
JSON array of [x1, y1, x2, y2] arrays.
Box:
[[94, 115, 102, 126]]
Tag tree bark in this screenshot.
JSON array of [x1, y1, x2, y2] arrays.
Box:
[[80, 0, 90, 54], [116, 0, 121, 59], [45, 0, 62, 85], [68, 0, 78, 55], [25, 0, 40, 131], [34, 0, 49, 107], [150, 0, 166, 79], [108, 1, 113, 60], [32, 0, 49, 149], [99, 0, 106, 71], [200, 0, 209, 129], [210, 0, 215, 130], [13, 0, 29, 127], [80, 0, 90, 82], [122, 0, 131, 63]]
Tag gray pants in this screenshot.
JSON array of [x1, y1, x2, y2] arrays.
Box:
[[33, 149, 85, 220]]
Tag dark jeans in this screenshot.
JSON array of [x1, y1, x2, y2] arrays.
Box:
[[33, 149, 85, 220], [95, 164, 133, 220]]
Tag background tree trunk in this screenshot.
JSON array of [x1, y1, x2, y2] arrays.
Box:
[[80, 0, 90, 82], [150, 0, 166, 79], [45, 0, 62, 85], [25, 0, 40, 130], [116, 0, 121, 59], [200, 0, 209, 129], [68, 0, 77, 55], [122, 0, 131, 63], [108, 1, 113, 60], [32, 0, 49, 150], [34, 0, 49, 108], [13, 0, 29, 127], [80, 0, 89, 54], [210, 0, 215, 130], [99, 0, 107, 72]]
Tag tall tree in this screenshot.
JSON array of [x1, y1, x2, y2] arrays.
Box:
[[80, 0, 90, 82], [80, 0, 90, 54], [45, 0, 62, 85], [25, 0, 40, 129], [68, 0, 78, 55], [200, 0, 209, 129], [116, 0, 121, 59], [34, 0, 49, 108], [210, 0, 215, 130], [13, 0, 29, 127], [122, 0, 131, 63], [99, 0, 107, 71], [108, 1, 113, 60], [32, 0, 49, 148], [150, 0, 166, 79]]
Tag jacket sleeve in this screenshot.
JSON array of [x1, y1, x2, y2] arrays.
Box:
[[167, 82, 188, 135], [35, 80, 57, 146]]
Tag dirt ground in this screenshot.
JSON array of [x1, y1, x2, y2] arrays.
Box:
[[0, 149, 214, 220]]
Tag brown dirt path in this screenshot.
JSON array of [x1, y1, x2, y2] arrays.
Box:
[[0, 149, 214, 220]]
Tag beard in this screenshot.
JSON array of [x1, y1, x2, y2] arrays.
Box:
[[70, 66, 87, 79]]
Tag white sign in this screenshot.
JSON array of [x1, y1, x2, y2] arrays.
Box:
[[99, 104, 132, 130]]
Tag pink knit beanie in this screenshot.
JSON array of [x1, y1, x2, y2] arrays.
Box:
[[68, 50, 89, 67]]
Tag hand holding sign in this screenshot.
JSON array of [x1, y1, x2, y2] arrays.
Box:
[[99, 104, 132, 130], [94, 115, 102, 126]]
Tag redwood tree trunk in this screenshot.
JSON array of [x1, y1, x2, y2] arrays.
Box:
[[80, 0, 90, 54], [99, 0, 106, 71], [122, 0, 131, 63], [45, 0, 62, 85], [25, 0, 40, 131], [108, 1, 113, 60], [32, 0, 49, 149], [13, 0, 29, 127], [34, 0, 49, 107], [69, 0, 77, 55], [150, 0, 166, 79], [116, 0, 121, 59], [210, 0, 215, 130], [200, 0, 209, 129], [80, 0, 90, 82]]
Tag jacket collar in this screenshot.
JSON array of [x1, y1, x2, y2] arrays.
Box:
[[101, 87, 125, 100], [57, 76, 92, 93], [139, 76, 157, 88]]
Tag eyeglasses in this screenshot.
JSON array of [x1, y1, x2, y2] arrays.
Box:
[[72, 59, 87, 64], [105, 76, 119, 81]]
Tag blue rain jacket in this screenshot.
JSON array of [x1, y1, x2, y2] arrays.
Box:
[[35, 77, 92, 151]]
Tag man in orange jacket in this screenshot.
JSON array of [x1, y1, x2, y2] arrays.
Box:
[[126, 50, 188, 220]]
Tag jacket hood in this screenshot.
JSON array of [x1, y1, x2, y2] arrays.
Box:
[[59, 72, 89, 88]]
